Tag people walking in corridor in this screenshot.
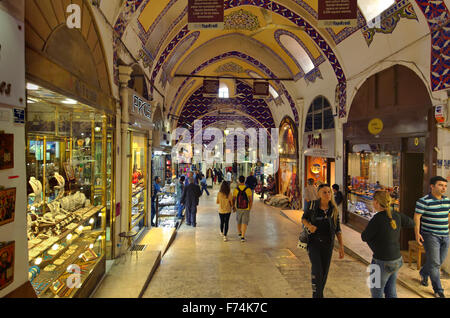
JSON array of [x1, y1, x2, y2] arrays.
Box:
[[200, 174, 210, 196], [216, 181, 233, 242], [176, 176, 185, 219], [414, 176, 450, 298], [304, 178, 318, 210], [245, 170, 258, 200], [233, 176, 253, 242], [362, 190, 415, 298], [181, 177, 202, 227], [302, 183, 344, 298]]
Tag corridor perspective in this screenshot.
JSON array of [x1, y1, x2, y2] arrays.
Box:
[[1, 0, 450, 303], [139, 187, 420, 298]]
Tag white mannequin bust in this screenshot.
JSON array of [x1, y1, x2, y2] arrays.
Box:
[[29, 177, 43, 205]]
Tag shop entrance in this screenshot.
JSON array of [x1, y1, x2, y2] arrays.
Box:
[[401, 151, 424, 249]]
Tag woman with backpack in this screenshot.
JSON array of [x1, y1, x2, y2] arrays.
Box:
[[216, 181, 233, 242], [361, 190, 415, 298], [302, 183, 345, 298]]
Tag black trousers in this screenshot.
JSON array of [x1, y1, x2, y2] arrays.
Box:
[[219, 213, 231, 236], [307, 237, 334, 298]]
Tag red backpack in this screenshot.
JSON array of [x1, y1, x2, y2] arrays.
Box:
[[236, 187, 250, 209]]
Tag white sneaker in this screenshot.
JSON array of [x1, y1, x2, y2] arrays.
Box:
[[223, 236, 228, 242]]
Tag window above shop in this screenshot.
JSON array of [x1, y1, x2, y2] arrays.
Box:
[[358, 0, 395, 22], [279, 34, 314, 74], [305, 96, 335, 132]]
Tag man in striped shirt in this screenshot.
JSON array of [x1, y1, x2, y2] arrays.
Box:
[[414, 176, 450, 298]]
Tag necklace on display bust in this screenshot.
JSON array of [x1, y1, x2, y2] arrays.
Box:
[[29, 177, 43, 204]]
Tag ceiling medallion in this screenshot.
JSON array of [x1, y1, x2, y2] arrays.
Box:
[[224, 9, 261, 31], [214, 62, 245, 74]]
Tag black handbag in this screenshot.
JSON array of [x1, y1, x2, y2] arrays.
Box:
[[298, 201, 316, 249]]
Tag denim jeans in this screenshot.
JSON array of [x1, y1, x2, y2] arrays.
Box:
[[420, 232, 450, 293], [176, 200, 184, 219], [370, 257, 403, 298], [201, 184, 210, 196]]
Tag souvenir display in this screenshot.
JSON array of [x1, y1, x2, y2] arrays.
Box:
[[0, 188, 16, 227], [156, 190, 178, 228], [0, 134, 14, 170], [0, 241, 14, 290], [347, 151, 400, 221]]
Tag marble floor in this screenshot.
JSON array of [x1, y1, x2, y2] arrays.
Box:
[[141, 186, 419, 298]]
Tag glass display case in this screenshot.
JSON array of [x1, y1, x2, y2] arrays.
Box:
[[130, 133, 148, 235], [26, 86, 114, 298], [156, 185, 178, 228], [346, 147, 401, 221]]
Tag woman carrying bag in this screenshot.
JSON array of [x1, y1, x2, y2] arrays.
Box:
[[361, 190, 415, 298], [302, 184, 345, 298]]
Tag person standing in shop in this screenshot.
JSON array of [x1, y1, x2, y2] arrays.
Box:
[[151, 176, 162, 227], [200, 173, 210, 196], [332, 184, 344, 221], [181, 176, 202, 227], [232, 176, 253, 242], [362, 190, 415, 298], [176, 176, 186, 220], [216, 181, 233, 242], [304, 178, 318, 211], [414, 176, 450, 298], [302, 184, 345, 298]]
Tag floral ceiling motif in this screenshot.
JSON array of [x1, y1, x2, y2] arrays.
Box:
[[214, 62, 246, 73], [362, 0, 418, 46], [224, 9, 261, 31]]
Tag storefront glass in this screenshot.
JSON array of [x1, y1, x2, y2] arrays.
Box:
[[278, 120, 299, 201], [347, 146, 401, 220], [130, 133, 148, 234], [26, 84, 112, 298]]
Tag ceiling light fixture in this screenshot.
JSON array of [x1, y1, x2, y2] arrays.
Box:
[[27, 83, 40, 90], [62, 98, 77, 105]]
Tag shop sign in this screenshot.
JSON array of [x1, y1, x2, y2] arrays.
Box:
[[318, 0, 358, 28], [303, 131, 335, 158], [368, 118, 383, 135], [188, 0, 224, 30], [130, 92, 152, 121], [0, 9, 25, 108]]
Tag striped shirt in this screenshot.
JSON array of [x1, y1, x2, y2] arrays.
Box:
[[415, 194, 450, 236]]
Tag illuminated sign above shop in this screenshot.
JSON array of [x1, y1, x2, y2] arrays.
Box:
[[130, 93, 152, 121]]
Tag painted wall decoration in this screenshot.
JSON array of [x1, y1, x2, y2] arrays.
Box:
[[169, 51, 299, 124], [0, 241, 14, 291], [224, 8, 261, 31], [414, 0, 450, 91], [0, 134, 14, 170], [177, 80, 275, 131], [215, 62, 246, 73], [362, 0, 418, 46], [0, 188, 15, 227]]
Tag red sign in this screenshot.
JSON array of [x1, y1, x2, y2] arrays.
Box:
[[318, 0, 357, 27], [188, 0, 224, 30]]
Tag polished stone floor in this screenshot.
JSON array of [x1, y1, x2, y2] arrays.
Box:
[[141, 186, 419, 298]]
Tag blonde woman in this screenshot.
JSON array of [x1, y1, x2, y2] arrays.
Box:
[[302, 184, 345, 298], [362, 190, 415, 298]]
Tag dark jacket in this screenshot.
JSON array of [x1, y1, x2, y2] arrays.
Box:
[[180, 183, 202, 207], [362, 210, 415, 261], [302, 199, 341, 243], [334, 191, 344, 206], [245, 175, 258, 190]]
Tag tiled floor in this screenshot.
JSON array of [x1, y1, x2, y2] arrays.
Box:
[[141, 187, 420, 298]]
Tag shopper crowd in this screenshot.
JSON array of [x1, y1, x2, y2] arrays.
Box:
[[167, 170, 449, 299]]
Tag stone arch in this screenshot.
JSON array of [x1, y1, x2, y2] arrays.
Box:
[[25, 0, 112, 97]]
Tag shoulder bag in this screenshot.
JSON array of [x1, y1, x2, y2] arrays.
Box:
[[298, 200, 316, 249]]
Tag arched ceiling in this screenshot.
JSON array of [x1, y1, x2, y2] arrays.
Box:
[[113, 0, 449, 135]]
